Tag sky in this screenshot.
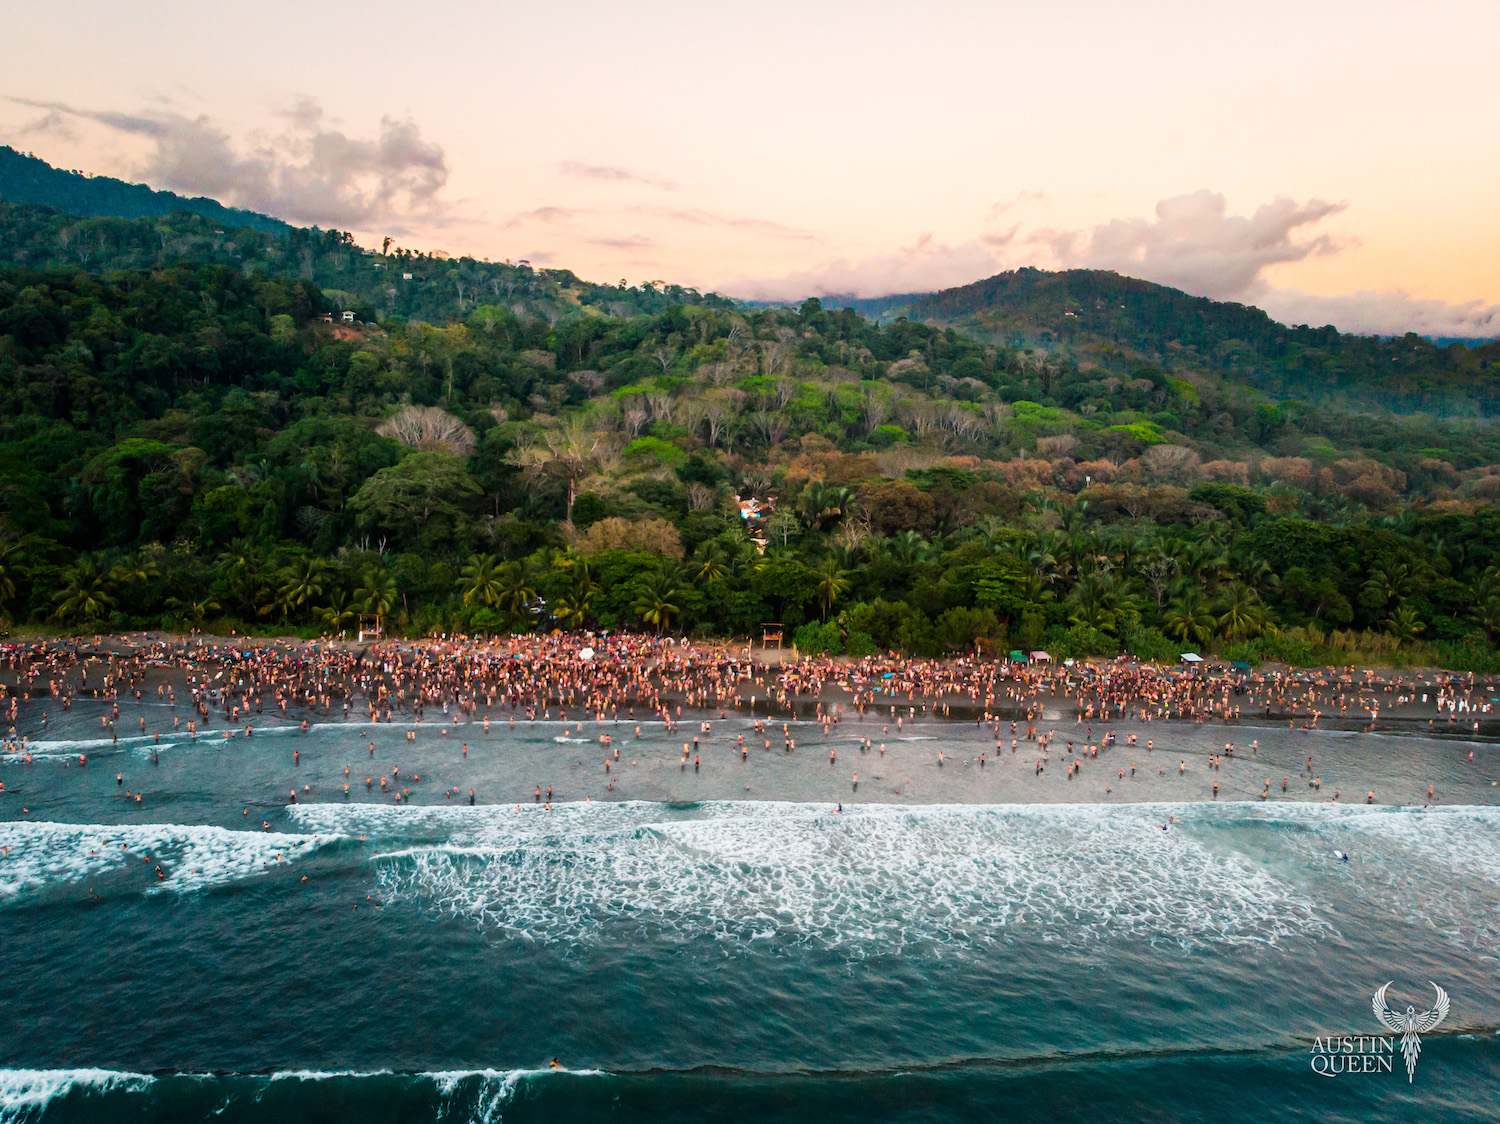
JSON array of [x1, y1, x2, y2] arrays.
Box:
[[2, 0, 1498, 336]]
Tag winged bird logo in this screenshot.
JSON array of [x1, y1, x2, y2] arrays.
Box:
[[1372, 982, 1449, 1082]]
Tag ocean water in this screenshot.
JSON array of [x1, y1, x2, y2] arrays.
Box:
[[3, 695, 1498, 1122]]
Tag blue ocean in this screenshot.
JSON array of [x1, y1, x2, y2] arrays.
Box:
[[2, 694, 1497, 1122]]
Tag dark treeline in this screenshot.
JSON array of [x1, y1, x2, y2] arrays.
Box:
[[3, 208, 1500, 670]]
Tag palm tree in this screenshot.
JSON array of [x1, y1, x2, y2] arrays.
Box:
[[554, 589, 593, 629], [1163, 589, 1214, 647], [1182, 539, 1232, 593], [110, 553, 161, 587], [1473, 591, 1500, 643], [1362, 561, 1418, 609], [217, 541, 274, 619], [1215, 582, 1264, 641], [316, 589, 358, 634], [690, 541, 728, 584], [1240, 557, 1282, 600], [278, 558, 327, 614], [798, 482, 854, 531], [813, 557, 850, 621], [53, 556, 116, 624], [1066, 570, 1140, 637], [887, 529, 929, 566], [1067, 572, 1116, 633], [1025, 537, 1061, 587], [1385, 603, 1425, 643], [728, 539, 767, 579], [497, 562, 537, 615], [165, 596, 220, 632], [632, 567, 686, 634], [355, 567, 398, 634], [458, 554, 504, 607], [0, 543, 20, 606]]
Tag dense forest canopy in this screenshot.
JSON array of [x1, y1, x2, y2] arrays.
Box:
[[2, 158, 1500, 670]]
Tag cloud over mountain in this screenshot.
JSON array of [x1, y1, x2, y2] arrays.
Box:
[[1046, 190, 1346, 300], [731, 234, 1006, 302], [733, 191, 1497, 338], [14, 97, 450, 233]]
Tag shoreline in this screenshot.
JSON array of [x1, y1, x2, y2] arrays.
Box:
[[2, 628, 1495, 814], [3, 630, 1499, 744], [3, 626, 1497, 679]]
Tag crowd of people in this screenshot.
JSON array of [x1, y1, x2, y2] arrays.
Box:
[[0, 631, 1493, 809]]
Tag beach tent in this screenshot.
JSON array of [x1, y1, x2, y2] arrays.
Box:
[[1231, 660, 1251, 670], [1180, 653, 1204, 663], [1030, 650, 1052, 663], [1009, 650, 1027, 663]]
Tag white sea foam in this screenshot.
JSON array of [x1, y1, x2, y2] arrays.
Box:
[[23, 734, 166, 751], [428, 1068, 604, 1124], [1248, 803, 1500, 952], [0, 1068, 153, 1123], [294, 801, 1331, 953], [0, 1067, 598, 1124], [265, 1069, 394, 1081], [0, 821, 345, 900]]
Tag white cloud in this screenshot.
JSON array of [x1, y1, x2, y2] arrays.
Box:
[[1256, 287, 1500, 338], [1047, 189, 1346, 299], [13, 97, 451, 234], [555, 161, 675, 190], [730, 191, 1498, 338], [729, 234, 1008, 301]]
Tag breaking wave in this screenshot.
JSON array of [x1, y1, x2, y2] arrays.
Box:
[[291, 800, 1331, 953], [0, 821, 345, 902]]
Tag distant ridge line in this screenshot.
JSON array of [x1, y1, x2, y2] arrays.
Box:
[[0, 145, 290, 234]]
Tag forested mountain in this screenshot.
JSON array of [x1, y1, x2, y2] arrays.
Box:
[[870, 268, 1500, 415], [2, 154, 1500, 669], [0, 198, 735, 324], [0, 145, 290, 233]]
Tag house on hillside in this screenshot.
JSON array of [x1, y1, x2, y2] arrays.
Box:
[[736, 493, 775, 552]]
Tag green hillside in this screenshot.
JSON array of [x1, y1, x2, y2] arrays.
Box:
[[0, 145, 291, 233], [0, 197, 735, 323], [879, 268, 1500, 415], [2, 153, 1500, 669]]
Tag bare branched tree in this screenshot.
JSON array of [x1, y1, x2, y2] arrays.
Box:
[[898, 399, 938, 440], [376, 406, 476, 457], [760, 340, 791, 377], [700, 390, 740, 448], [622, 398, 650, 437], [645, 390, 674, 422], [750, 410, 789, 448], [860, 387, 890, 434], [505, 419, 618, 523]]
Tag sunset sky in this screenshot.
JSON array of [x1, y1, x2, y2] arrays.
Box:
[[3, 0, 1497, 335]]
